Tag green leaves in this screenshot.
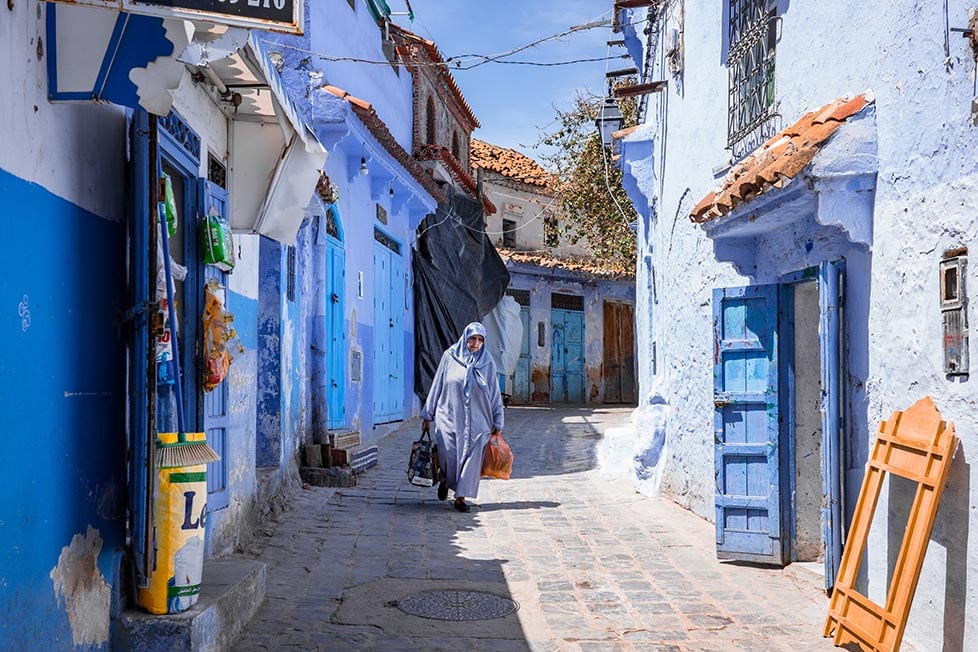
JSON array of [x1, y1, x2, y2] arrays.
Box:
[[535, 91, 638, 272]]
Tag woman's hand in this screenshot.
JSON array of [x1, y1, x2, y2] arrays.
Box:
[[422, 420, 430, 433]]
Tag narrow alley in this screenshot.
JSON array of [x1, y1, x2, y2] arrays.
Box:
[[232, 406, 837, 651]]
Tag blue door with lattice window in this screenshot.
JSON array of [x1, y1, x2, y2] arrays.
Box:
[[373, 229, 404, 424], [324, 205, 346, 429], [551, 297, 584, 403], [712, 284, 785, 564]]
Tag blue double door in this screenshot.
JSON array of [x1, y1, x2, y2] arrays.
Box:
[[712, 262, 844, 588], [551, 307, 585, 403], [372, 232, 404, 424]]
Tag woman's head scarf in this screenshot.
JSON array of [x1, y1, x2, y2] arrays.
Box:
[[449, 322, 491, 401]]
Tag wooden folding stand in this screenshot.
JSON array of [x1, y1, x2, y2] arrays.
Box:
[[824, 396, 958, 651]]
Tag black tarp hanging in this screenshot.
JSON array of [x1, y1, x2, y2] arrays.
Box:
[[413, 192, 509, 399]]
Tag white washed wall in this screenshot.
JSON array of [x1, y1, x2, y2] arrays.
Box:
[[616, 1, 978, 648]]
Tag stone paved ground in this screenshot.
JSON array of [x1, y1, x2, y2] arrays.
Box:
[[233, 406, 840, 651]]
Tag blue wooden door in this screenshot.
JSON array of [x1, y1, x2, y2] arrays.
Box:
[[713, 284, 785, 564], [324, 209, 346, 429], [551, 308, 585, 403], [514, 306, 531, 403], [819, 261, 844, 588], [128, 111, 153, 580], [325, 243, 346, 429], [199, 180, 229, 511], [372, 232, 404, 424]]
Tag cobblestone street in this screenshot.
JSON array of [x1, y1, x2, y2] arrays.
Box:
[[233, 406, 838, 651]]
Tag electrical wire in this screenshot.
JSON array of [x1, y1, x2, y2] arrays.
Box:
[[256, 15, 650, 72]]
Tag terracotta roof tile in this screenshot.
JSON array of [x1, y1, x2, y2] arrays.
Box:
[[470, 139, 555, 189], [690, 94, 873, 224], [321, 84, 448, 205], [414, 144, 497, 215], [389, 24, 480, 129], [496, 247, 634, 280]]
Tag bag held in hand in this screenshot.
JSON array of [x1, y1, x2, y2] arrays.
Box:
[[407, 429, 440, 487], [481, 432, 513, 480]]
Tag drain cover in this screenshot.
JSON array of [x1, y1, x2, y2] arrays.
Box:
[[395, 590, 519, 621]]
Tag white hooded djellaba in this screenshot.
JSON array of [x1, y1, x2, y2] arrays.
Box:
[[420, 322, 505, 499]]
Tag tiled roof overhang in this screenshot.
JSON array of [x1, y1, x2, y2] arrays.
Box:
[[415, 144, 496, 215], [498, 247, 634, 281], [470, 139, 555, 189], [322, 84, 448, 205], [389, 24, 480, 130], [691, 95, 872, 223]]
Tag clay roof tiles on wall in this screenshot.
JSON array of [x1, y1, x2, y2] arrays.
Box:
[[470, 139, 555, 189], [497, 247, 634, 280], [690, 94, 872, 223], [388, 24, 480, 130], [321, 84, 448, 204]]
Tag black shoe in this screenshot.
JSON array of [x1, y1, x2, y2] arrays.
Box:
[[454, 499, 470, 513], [437, 480, 448, 501]]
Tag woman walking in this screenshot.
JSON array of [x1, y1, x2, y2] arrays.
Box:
[[421, 322, 504, 512]]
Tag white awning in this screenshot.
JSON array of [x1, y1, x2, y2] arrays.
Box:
[[217, 35, 326, 244]]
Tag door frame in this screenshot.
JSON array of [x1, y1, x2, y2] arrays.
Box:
[[778, 261, 845, 588]]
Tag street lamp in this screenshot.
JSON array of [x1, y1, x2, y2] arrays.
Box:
[[595, 97, 624, 150]]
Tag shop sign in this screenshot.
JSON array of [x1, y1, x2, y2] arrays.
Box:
[[47, 0, 302, 34]]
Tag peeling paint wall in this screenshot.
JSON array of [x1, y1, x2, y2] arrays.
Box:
[[506, 263, 635, 405], [617, 1, 978, 648], [49, 527, 111, 647], [1, 2, 127, 646]]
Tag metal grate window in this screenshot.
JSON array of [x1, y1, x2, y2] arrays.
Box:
[[506, 289, 530, 306], [727, 0, 778, 151], [207, 153, 227, 189], [374, 227, 401, 254], [552, 293, 583, 311], [286, 245, 297, 303], [325, 207, 340, 240]]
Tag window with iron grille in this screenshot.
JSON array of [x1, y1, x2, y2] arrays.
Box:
[[286, 245, 297, 303], [552, 293, 583, 311], [207, 153, 226, 189], [727, 0, 778, 151], [506, 289, 530, 306], [502, 219, 517, 248]]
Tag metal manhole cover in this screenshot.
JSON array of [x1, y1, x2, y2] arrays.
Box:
[[395, 590, 519, 621]]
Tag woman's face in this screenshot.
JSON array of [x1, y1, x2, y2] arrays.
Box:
[[466, 334, 484, 353]]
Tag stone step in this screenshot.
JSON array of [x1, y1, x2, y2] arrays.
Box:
[[113, 558, 265, 651], [329, 430, 361, 450], [349, 445, 378, 474], [300, 465, 357, 487]]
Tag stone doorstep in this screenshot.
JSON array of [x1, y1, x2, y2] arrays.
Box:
[[113, 558, 266, 652], [329, 429, 361, 450]]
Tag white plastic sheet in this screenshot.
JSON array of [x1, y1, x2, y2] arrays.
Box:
[[483, 295, 523, 377]]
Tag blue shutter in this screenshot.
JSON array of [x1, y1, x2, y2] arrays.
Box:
[[199, 179, 229, 511], [713, 284, 785, 564], [128, 111, 153, 582]]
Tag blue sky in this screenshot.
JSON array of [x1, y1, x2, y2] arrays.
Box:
[[391, 1, 619, 159]]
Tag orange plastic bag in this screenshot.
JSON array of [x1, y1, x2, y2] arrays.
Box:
[[481, 432, 513, 480]]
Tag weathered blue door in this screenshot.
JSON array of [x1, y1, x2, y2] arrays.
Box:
[[324, 205, 346, 430], [514, 305, 531, 403], [551, 303, 585, 403], [819, 260, 844, 587], [713, 284, 785, 564], [199, 180, 229, 511], [372, 229, 404, 423]]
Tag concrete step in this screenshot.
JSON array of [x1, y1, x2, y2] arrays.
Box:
[[113, 558, 265, 652], [300, 465, 356, 487], [329, 430, 361, 450]]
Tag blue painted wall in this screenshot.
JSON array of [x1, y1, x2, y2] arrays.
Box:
[[0, 167, 125, 649]]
